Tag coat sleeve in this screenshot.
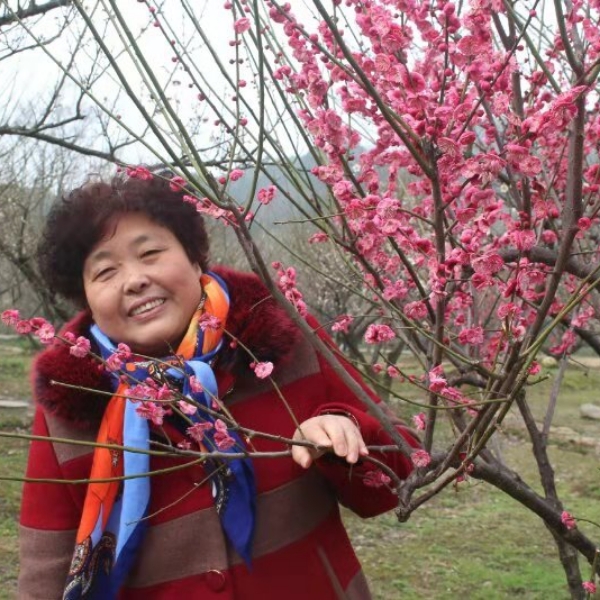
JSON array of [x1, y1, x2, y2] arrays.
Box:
[[18, 408, 82, 600], [305, 315, 421, 518]]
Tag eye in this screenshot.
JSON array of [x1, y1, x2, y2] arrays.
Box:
[[94, 266, 116, 281], [141, 248, 163, 259]]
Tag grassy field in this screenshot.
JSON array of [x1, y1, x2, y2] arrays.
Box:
[[1, 341, 600, 599]]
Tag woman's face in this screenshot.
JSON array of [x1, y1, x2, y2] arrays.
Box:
[[83, 212, 203, 357]]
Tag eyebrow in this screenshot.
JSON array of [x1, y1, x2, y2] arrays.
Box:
[[87, 234, 154, 264]]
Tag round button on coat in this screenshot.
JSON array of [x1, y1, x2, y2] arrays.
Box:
[[205, 569, 227, 592]]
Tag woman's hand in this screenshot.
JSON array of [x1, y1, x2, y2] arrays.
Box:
[[292, 414, 369, 469]]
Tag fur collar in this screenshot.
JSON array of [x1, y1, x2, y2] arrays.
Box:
[[32, 266, 299, 430]]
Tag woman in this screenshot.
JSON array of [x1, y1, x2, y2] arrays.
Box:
[[19, 171, 419, 599]]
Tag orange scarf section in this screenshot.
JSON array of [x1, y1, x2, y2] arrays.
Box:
[[76, 397, 125, 541]]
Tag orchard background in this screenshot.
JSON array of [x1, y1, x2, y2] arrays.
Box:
[[1, 0, 600, 596]]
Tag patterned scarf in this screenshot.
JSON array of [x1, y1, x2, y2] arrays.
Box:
[[63, 272, 256, 599]]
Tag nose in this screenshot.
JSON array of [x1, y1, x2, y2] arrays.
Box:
[[123, 265, 151, 294]]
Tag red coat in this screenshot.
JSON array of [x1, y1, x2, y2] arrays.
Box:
[[19, 267, 419, 599]]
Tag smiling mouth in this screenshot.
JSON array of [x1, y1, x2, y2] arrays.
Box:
[[130, 298, 166, 317]]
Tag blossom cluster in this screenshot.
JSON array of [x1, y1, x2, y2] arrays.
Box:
[[210, 7, 600, 503], [272, 262, 307, 316], [260, 0, 599, 381], [2, 310, 55, 344]]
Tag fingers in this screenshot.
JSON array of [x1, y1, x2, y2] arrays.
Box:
[[292, 418, 331, 468], [337, 418, 368, 464], [291, 445, 316, 469], [292, 415, 368, 469]]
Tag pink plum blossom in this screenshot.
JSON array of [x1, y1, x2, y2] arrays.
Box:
[[155, 384, 173, 401], [169, 176, 186, 191], [411, 449, 432, 468], [215, 432, 237, 451], [363, 469, 392, 488], [126, 166, 153, 180], [199, 313, 222, 332], [126, 384, 157, 402], [117, 343, 132, 360], [412, 413, 427, 431], [63, 332, 76, 344], [1, 309, 19, 327], [582, 581, 596, 594], [29, 317, 49, 330], [275, 264, 307, 316], [332, 315, 353, 333], [428, 366, 447, 392], [253, 361, 274, 379], [308, 232, 329, 243], [214, 419, 236, 450], [187, 421, 213, 443], [472, 253, 504, 276], [561, 510, 577, 530], [364, 324, 396, 344], [189, 376, 204, 394], [511, 229, 536, 252], [387, 366, 400, 378], [410, 450, 431, 468], [257, 186, 276, 205], [69, 336, 91, 358], [404, 301, 428, 320], [178, 400, 198, 416], [234, 17, 251, 34], [458, 326, 484, 346], [36, 323, 55, 345], [136, 402, 166, 426], [15, 320, 32, 335], [106, 353, 123, 372], [528, 362, 541, 375]]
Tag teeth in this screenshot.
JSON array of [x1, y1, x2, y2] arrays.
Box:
[[131, 299, 165, 316]]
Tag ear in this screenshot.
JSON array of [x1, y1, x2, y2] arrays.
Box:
[[193, 261, 203, 277]]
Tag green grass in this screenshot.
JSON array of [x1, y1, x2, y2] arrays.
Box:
[[0, 436, 27, 598], [0, 339, 34, 401], [2, 343, 600, 599], [525, 360, 600, 439], [0, 338, 34, 599]]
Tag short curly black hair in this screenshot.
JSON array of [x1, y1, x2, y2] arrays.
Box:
[[37, 170, 210, 307]]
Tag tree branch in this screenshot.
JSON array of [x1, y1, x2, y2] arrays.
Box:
[[0, 0, 71, 28]]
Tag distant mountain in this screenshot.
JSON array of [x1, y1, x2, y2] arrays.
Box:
[[227, 152, 327, 225]]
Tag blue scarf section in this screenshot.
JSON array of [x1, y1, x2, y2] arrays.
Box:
[[64, 273, 255, 599]]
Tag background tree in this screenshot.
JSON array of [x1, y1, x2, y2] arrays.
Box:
[[0, 139, 99, 323]]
